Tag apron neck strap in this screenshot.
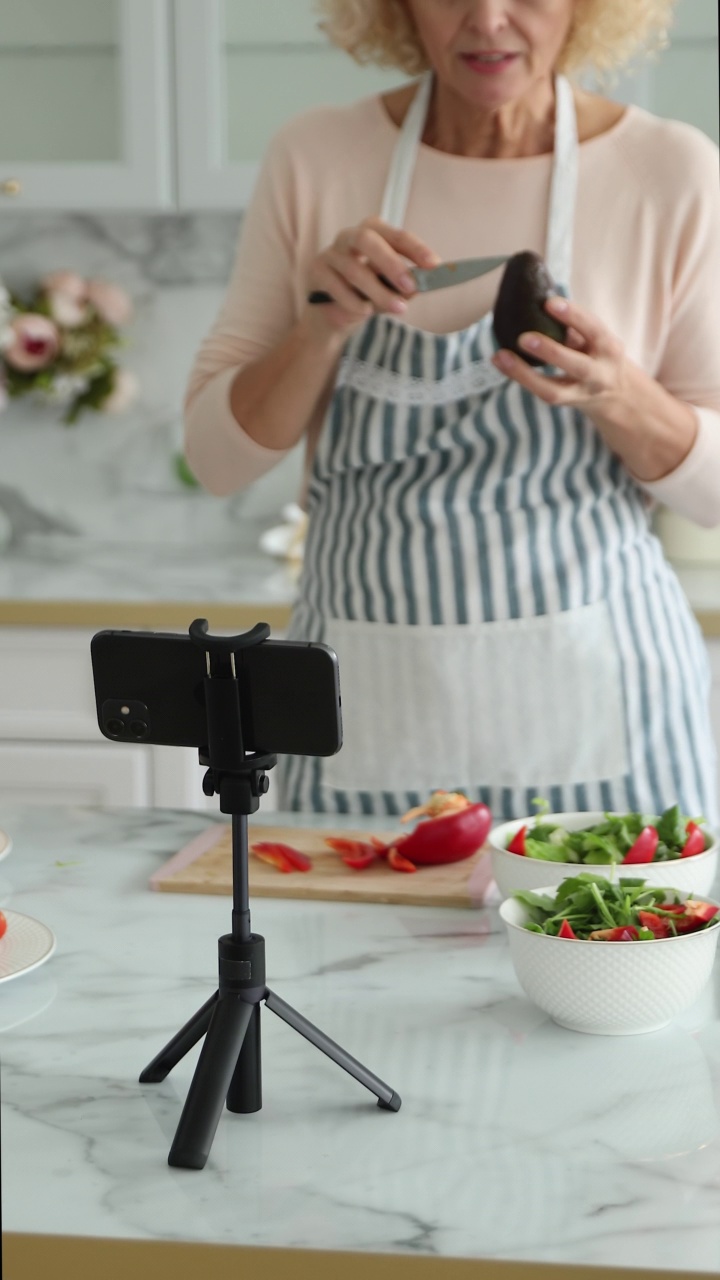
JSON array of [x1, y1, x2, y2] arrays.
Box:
[[379, 71, 578, 288]]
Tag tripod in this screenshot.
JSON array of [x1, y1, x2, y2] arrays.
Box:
[[140, 620, 400, 1170]]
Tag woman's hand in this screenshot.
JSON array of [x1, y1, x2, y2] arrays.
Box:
[[305, 217, 441, 336], [491, 295, 632, 419], [491, 295, 698, 481]]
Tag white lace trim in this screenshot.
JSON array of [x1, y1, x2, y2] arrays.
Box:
[[336, 355, 506, 406]]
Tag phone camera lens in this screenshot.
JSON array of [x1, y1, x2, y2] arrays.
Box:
[[130, 719, 148, 739], [106, 718, 123, 736]]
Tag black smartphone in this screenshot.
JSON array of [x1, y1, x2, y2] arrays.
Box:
[[91, 629, 342, 757]]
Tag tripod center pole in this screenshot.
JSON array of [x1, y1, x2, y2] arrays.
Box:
[[232, 812, 251, 941]]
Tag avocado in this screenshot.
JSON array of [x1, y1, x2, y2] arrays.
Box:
[[493, 251, 568, 367]]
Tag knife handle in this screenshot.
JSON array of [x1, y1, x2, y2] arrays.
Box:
[[307, 274, 401, 305]]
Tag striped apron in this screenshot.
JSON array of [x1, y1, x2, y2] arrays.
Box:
[[277, 73, 718, 827]]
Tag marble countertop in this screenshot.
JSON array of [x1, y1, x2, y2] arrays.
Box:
[[5, 802, 720, 1277]]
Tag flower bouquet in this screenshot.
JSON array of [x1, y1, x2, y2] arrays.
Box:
[[0, 271, 137, 424]]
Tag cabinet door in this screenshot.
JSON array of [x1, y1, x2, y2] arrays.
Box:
[[0, 741, 151, 805], [0, 0, 173, 210], [174, 0, 410, 209]]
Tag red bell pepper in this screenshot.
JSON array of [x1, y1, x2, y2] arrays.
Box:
[[589, 925, 639, 941], [557, 919, 577, 939], [325, 838, 379, 870], [251, 841, 312, 873], [0, 910, 6, 940], [637, 910, 672, 939], [622, 826, 659, 864], [390, 797, 493, 867], [681, 899, 719, 925], [681, 822, 706, 858], [507, 825, 527, 856], [388, 848, 417, 873]]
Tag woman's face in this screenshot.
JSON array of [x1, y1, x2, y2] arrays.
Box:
[[404, 0, 576, 105]]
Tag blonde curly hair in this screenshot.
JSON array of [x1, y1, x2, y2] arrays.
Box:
[[314, 0, 675, 82]]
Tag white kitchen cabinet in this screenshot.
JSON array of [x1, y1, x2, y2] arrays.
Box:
[[173, 0, 411, 209], [0, 628, 212, 809], [0, 0, 716, 212], [0, 0, 173, 210]]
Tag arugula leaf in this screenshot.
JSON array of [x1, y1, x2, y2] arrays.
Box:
[[656, 804, 685, 850]]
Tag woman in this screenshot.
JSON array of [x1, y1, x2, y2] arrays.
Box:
[[185, 0, 720, 824]]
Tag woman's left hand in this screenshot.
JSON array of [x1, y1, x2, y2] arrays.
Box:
[[491, 293, 699, 483], [491, 294, 631, 427]]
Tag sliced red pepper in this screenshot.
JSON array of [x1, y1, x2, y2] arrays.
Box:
[[558, 919, 577, 939], [0, 910, 6, 940], [507, 825, 527, 856], [340, 851, 377, 870], [657, 903, 685, 914], [325, 837, 381, 870], [681, 822, 706, 858], [683, 899, 719, 924], [393, 802, 492, 866], [637, 910, 671, 939], [251, 841, 312, 873], [252, 846, 296, 874], [388, 847, 417, 873], [589, 925, 639, 941], [622, 826, 659, 864]]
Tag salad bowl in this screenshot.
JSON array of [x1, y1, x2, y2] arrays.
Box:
[[500, 882, 720, 1035], [489, 811, 718, 900]]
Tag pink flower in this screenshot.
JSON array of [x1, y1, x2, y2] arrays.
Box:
[[87, 279, 133, 327], [40, 270, 90, 329], [41, 270, 86, 301], [101, 368, 138, 413], [47, 291, 89, 329], [4, 313, 61, 371]]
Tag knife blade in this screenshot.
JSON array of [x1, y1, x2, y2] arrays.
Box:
[[411, 255, 510, 292], [307, 255, 510, 305]]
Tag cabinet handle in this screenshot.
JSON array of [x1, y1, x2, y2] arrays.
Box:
[[1, 178, 22, 196]]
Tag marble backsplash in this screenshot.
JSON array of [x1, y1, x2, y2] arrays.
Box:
[[0, 212, 305, 538]]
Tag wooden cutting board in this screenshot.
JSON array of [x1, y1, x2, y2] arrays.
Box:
[[150, 824, 495, 909]]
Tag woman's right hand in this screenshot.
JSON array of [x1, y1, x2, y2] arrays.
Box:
[[304, 217, 441, 336]]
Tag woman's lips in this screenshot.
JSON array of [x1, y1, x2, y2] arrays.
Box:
[[461, 53, 519, 76]]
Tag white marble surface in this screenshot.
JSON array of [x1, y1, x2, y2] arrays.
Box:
[[0, 210, 304, 605], [4, 802, 720, 1271]]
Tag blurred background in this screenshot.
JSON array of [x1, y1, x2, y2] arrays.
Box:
[[0, 0, 717, 812]]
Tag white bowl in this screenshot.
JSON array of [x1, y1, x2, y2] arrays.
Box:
[[489, 812, 718, 900], [500, 885, 720, 1035]]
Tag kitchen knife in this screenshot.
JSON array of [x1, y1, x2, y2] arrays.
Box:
[[307, 254, 510, 305]]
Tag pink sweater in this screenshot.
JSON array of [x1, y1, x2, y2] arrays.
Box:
[[185, 92, 720, 527]]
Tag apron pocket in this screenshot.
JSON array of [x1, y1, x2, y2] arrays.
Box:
[[322, 603, 628, 795]]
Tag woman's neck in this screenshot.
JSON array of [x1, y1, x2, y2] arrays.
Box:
[[422, 76, 557, 159]]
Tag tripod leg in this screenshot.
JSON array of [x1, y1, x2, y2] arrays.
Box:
[[226, 1002, 262, 1114], [140, 991, 219, 1084], [265, 989, 401, 1112], [168, 993, 254, 1170]]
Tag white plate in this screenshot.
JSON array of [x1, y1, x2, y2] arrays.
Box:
[[0, 829, 11, 862], [0, 910, 56, 983]]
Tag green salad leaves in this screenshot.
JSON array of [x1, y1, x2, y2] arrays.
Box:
[[509, 804, 707, 864], [514, 873, 720, 941]]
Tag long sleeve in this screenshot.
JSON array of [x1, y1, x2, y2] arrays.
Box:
[[631, 123, 720, 527], [183, 126, 301, 496]]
